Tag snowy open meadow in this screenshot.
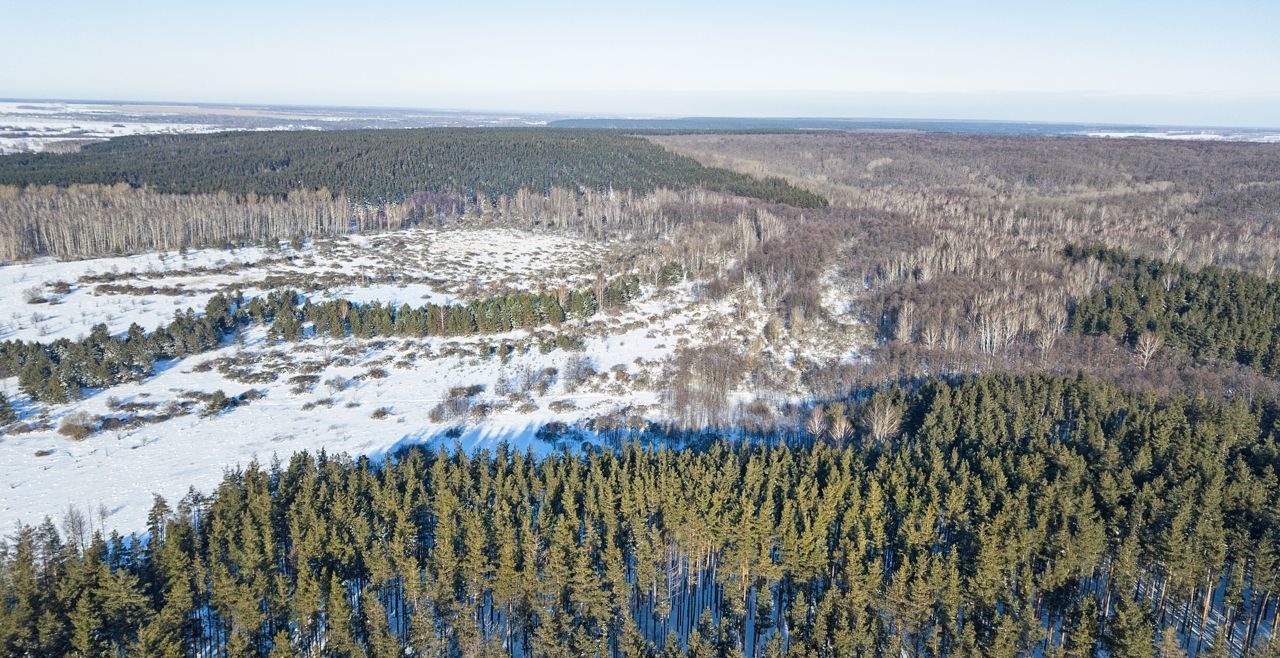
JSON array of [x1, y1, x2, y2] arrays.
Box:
[[0, 226, 868, 533]]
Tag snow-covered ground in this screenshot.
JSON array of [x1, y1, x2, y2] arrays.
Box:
[[1, 227, 604, 342], [0, 101, 229, 154], [1081, 129, 1280, 143], [0, 100, 562, 153], [0, 227, 867, 534], [0, 290, 705, 533]]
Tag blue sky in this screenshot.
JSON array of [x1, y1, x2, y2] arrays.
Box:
[[3, 0, 1278, 126]]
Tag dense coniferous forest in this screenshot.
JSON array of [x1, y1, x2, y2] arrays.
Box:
[[1, 374, 1277, 657], [0, 129, 826, 207], [1069, 246, 1280, 376]]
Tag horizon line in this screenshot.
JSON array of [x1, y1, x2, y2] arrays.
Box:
[[3, 95, 1280, 133]]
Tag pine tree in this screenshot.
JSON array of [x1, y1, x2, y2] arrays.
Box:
[[0, 391, 15, 424], [1106, 595, 1155, 658], [1156, 625, 1184, 658]]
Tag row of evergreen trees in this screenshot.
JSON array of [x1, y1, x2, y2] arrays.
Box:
[[295, 276, 641, 341], [0, 291, 270, 405], [0, 277, 642, 406], [1, 373, 1276, 657], [1068, 245, 1280, 376]]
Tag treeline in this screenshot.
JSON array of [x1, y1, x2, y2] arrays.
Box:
[[0, 129, 826, 208], [0, 183, 796, 262], [0, 184, 407, 261], [1, 374, 1277, 657], [1069, 245, 1280, 376], [1, 277, 643, 405]]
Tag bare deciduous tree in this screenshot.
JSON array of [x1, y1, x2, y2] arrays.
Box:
[[828, 413, 852, 446], [806, 405, 827, 440], [1136, 331, 1163, 369], [864, 396, 901, 444]]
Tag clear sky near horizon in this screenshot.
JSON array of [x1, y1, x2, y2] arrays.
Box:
[[3, 0, 1278, 126]]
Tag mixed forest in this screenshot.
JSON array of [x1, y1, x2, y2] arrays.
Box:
[[1, 128, 1279, 657]]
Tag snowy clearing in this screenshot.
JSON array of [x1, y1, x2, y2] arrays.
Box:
[[1, 227, 606, 342], [0, 225, 868, 534], [0, 288, 719, 532]]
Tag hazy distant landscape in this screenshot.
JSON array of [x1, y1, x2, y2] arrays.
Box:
[[5, 98, 1277, 157], [0, 100, 561, 154]]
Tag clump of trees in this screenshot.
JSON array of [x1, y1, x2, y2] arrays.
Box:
[[0, 392, 14, 425], [1069, 245, 1280, 376], [0, 373, 1276, 657], [0, 291, 261, 404]]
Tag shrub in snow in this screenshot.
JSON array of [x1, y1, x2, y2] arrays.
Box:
[[22, 286, 47, 304], [562, 356, 596, 393], [201, 390, 233, 417], [535, 421, 573, 445], [548, 399, 577, 413], [58, 411, 97, 440]]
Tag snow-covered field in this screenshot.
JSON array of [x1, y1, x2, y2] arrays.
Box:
[[1, 227, 604, 342], [0, 300, 682, 533], [0, 101, 229, 154], [0, 100, 561, 153], [1081, 129, 1280, 143], [1, 225, 866, 534], [0, 226, 867, 534]]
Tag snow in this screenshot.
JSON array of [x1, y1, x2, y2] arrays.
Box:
[[0, 227, 868, 535], [0, 248, 274, 342], [0, 101, 226, 154], [0, 228, 604, 342], [0, 227, 696, 533], [311, 284, 456, 307], [0, 292, 695, 534], [1081, 130, 1280, 143]]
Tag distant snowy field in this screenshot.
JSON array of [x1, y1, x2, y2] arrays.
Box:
[[0, 100, 558, 154], [1080, 129, 1280, 143], [0, 101, 230, 154]]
